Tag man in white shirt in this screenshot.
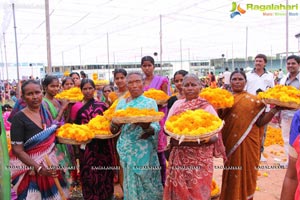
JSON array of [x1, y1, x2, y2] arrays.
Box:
[[279, 55, 300, 168], [246, 54, 275, 95], [223, 67, 231, 91], [246, 54, 275, 162]]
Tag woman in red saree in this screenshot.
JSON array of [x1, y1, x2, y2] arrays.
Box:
[[164, 74, 226, 200], [219, 70, 282, 200]]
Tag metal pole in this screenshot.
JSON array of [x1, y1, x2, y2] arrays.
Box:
[[12, 4, 20, 94], [188, 48, 190, 73], [180, 39, 183, 70], [159, 15, 163, 74], [285, 0, 289, 59], [245, 26, 248, 68], [3, 33, 9, 82], [232, 42, 234, 71], [107, 32, 110, 81], [0, 44, 4, 80], [45, 0, 52, 74], [79, 45, 81, 65]]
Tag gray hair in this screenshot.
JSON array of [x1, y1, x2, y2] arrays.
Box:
[[126, 71, 144, 83], [182, 74, 201, 85]]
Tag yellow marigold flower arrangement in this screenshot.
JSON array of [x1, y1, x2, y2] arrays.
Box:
[[211, 179, 220, 197], [63, 71, 70, 77], [264, 125, 284, 147], [88, 115, 112, 135], [144, 89, 170, 101], [257, 85, 300, 104], [56, 123, 94, 142], [103, 100, 118, 121], [199, 87, 234, 109], [94, 79, 109, 86], [165, 109, 222, 136], [112, 107, 164, 117], [55, 87, 83, 102]]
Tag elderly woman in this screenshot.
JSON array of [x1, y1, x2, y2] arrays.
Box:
[[110, 72, 163, 200], [10, 80, 68, 199], [163, 74, 226, 200], [219, 70, 283, 200]]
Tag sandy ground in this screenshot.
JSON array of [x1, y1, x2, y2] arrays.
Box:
[[114, 144, 287, 200], [212, 144, 287, 200]]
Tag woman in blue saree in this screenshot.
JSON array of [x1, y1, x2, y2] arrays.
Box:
[[71, 79, 115, 200], [110, 72, 163, 200], [9, 80, 68, 199]]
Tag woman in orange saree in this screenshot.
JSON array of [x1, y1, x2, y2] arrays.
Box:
[[219, 70, 282, 200]]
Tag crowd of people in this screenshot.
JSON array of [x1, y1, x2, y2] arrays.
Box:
[[0, 54, 299, 200]]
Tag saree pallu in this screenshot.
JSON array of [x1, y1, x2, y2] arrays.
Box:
[[10, 125, 68, 200], [220, 92, 265, 200], [164, 98, 225, 200], [43, 98, 72, 185]]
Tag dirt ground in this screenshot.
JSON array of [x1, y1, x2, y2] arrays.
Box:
[[114, 144, 287, 200], [213, 144, 287, 200]]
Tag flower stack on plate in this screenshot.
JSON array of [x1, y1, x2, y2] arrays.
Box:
[[257, 85, 300, 109], [111, 107, 165, 124], [144, 89, 170, 105], [88, 115, 120, 139], [55, 87, 83, 102], [199, 87, 234, 109], [56, 123, 94, 144], [164, 109, 224, 144]]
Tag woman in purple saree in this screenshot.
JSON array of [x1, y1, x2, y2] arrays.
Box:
[[141, 56, 170, 186]]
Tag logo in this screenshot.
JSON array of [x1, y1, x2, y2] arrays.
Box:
[[230, 2, 246, 18]]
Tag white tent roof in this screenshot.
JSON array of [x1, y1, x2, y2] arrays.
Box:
[[0, 0, 299, 65]]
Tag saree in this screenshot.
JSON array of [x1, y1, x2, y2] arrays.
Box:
[[73, 98, 114, 200], [43, 98, 72, 185], [9, 105, 68, 199], [0, 107, 11, 200], [163, 97, 225, 200], [219, 91, 265, 200], [116, 95, 163, 200], [289, 110, 300, 199], [144, 75, 170, 186]]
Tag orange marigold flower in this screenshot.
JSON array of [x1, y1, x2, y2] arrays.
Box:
[[258, 85, 300, 104], [199, 87, 234, 109], [55, 87, 83, 102], [144, 89, 170, 101], [165, 109, 222, 136]]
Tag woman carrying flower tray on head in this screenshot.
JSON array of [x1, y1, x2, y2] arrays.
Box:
[[163, 74, 226, 200]]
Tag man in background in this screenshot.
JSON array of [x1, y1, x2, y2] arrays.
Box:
[[246, 54, 275, 162]]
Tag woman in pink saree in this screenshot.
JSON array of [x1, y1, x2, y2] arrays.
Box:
[[281, 110, 300, 200], [163, 74, 226, 200]]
